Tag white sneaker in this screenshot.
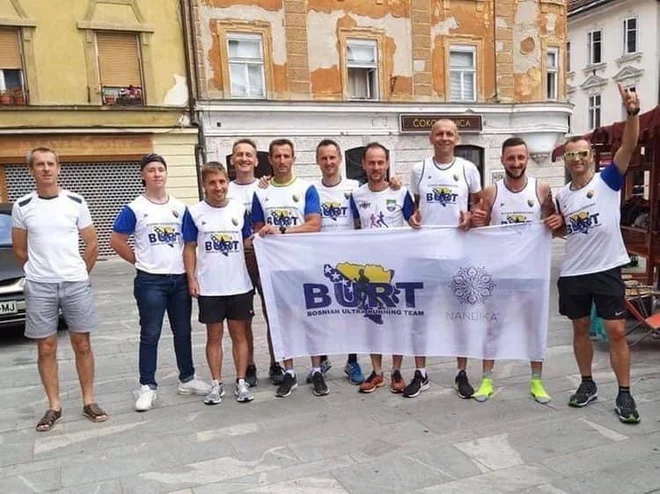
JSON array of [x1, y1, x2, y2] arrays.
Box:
[[204, 383, 225, 405], [235, 380, 254, 403], [135, 385, 157, 412], [177, 376, 211, 395]]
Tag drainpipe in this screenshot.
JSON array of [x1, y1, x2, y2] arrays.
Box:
[[180, 0, 204, 200]]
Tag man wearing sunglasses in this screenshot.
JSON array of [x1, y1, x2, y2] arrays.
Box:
[[555, 84, 641, 424]]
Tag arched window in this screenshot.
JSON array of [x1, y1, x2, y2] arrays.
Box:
[[225, 151, 272, 180]]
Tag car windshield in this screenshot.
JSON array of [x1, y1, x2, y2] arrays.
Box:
[[0, 213, 12, 246]]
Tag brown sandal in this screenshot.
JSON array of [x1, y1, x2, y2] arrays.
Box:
[[36, 408, 62, 432], [82, 403, 108, 423]]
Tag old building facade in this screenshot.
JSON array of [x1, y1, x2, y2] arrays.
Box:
[[0, 0, 199, 256], [189, 0, 571, 188]]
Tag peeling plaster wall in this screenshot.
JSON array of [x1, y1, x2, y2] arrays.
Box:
[[512, 0, 542, 101]]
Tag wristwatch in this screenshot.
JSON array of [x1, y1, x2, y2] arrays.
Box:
[[627, 107, 641, 116], [279, 225, 287, 234]]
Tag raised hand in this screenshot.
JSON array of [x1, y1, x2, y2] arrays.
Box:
[[471, 198, 489, 227], [618, 83, 640, 115]]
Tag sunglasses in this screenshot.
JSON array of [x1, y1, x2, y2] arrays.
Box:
[[563, 150, 590, 161]]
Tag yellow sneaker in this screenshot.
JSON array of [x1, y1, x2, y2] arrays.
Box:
[[473, 377, 494, 402], [530, 378, 551, 404]]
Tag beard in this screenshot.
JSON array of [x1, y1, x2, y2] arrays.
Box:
[[505, 166, 526, 179]]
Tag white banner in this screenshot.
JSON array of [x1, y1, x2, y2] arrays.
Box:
[[254, 224, 552, 361]]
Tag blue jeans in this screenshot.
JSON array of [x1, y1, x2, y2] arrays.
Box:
[[134, 270, 195, 388]]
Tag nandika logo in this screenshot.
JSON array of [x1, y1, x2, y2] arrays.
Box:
[[303, 262, 424, 324], [322, 201, 348, 221], [426, 186, 458, 207], [503, 213, 529, 224], [266, 208, 300, 227], [205, 233, 240, 256], [149, 225, 180, 247], [450, 266, 496, 305], [566, 210, 600, 235]]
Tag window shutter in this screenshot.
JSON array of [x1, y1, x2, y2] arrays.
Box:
[[0, 28, 22, 69], [96, 32, 142, 87]]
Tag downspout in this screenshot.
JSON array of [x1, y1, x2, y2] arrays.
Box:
[[180, 0, 204, 201], [492, 0, 498, 102]]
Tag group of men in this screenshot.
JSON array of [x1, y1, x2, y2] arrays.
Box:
[[11, 83, 642, 433]]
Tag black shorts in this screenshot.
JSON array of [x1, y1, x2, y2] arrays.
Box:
[[198, 291, 255, 324], [557, 267, 626, 320]]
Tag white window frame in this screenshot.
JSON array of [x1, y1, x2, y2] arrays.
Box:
[[346, 39, 379, 100], [449, 45, 477, 102], [588, 94, 602, 130], [623, 17, 638, 55], [226, 33, 266, 99], [546, 48, 559, 101], [587, 29, 602, 65]]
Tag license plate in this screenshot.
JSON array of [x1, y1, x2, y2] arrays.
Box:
[[0, 301, 17, 315]]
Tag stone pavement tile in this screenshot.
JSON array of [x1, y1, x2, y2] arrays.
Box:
[[408, 444, 485, 479], [243, 474, 349, 493], [0, 467, 60, 492], [53, 478, 122, 494], [0, 429, 33, 467], [409, 463, 561, 493], [331, 454, 453, 493], [0, 456, 58, 481]]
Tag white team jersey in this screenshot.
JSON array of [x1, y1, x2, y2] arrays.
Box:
[[315, 178, 360, 231], [410, 156, 482, 226], [252, 177, 321, 228], [113, 195, 187, 275], [556, 171, 630, 277], [490, 177, 542, 225], [12, 190, 93, 282], [182, 200, 252, 296], [350, 184, 414, 229], [228, 180, 259, 217]]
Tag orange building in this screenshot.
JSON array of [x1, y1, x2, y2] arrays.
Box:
[[188, 0, 572, 186]]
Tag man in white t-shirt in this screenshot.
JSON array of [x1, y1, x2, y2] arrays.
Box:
[[404, 119, 483, 400], [348, 142, 418, 394], [183, 162, 255, 404], [12, 146, 107, 431], [555, 85, 641, 424], [252, 138, 322, 398], [227, 138, 261, 388], [110, 154, 209, 412]]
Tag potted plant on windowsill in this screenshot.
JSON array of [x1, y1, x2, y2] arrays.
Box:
[[0, 91, 12, 105], [12, 89, 26, 105]]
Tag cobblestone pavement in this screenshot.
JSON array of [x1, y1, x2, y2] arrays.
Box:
[[1, 241, 659, 493]]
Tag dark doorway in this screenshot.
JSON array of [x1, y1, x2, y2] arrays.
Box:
[[455, 145, 484, 187], [345, 146, 390, 185]]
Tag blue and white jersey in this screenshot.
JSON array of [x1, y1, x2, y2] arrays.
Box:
[[112, 195, 186, 275], [228, 180, 259, 217], [182, 200, 252, 296], [315, 178, 360, 231], [349, 184, 414, 229], [556, 164, 630, 277], [251, 178, 321, 228]]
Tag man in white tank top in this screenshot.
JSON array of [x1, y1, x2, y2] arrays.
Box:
[[404, 120, 483, 400], [471, 137, 564, 404], [554, 85, 642, 424]]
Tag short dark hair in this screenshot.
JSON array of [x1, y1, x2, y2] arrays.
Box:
[[362, 142, 389, 161], [501, 136, 528, 154], [316, 139, 341, 158], [232, 138, 257, 155], [140, 153, 167, 170], [27, 146, 59, 167], [269, 138, 295, 157], [201, 161, 228, 182], [564, 135, 591, 146]]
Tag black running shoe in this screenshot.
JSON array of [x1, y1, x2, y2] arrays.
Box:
[[568, 381, 598, 407], [269, 362, 285, 385], [615, 393, 641, 424], [245, 364, 258, 388], [312, 371, 330, 396], [455, 370, 474, 399], [275, 373, 297, 398], [403, 370, 430, 398]]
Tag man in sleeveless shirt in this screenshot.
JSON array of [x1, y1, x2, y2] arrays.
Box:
[[403, 120, 483, 399], [471, 137, 564, 403], [555, 84, 641, 424]]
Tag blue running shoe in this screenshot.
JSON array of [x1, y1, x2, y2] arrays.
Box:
[[344, 361, 365, 385]]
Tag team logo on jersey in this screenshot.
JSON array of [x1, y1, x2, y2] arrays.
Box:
[[566, 210, 601, 235], [303, 262, 424, 324], [149, 225, 180, 246], [427, 187, 459, 207], [527, 199, 535, 207], [359, 201, 371, 209], [172, 210, 179, 219], [386, 199, 397, 212], [344, 192, 352, 200], [267, 209, 300, 227], [206, 233, 240, 256], [451, 266, 496, 305], [503, 214, 529, 224], [586, 190, 595, 199], [292, 194, 300, 203], [322, 201, 348, 221], [231, 217, 239, 227], [369, 212, 389, 229], [453, 174, 460, 182]]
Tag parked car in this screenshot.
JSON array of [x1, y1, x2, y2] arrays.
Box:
[[0, 203, 27, 328]]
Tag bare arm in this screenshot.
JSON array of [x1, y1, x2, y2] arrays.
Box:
[[613, 83, 641, 175], [471, 185, 495, 227], [109, 232, 136, 265], [183, 242, 199, 297], [538, 182, 557, 219], [287, 214, 321, 234], [79, 225, 98, 273], [11, 227, 28, 268], [459, 190, 484, 230]]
